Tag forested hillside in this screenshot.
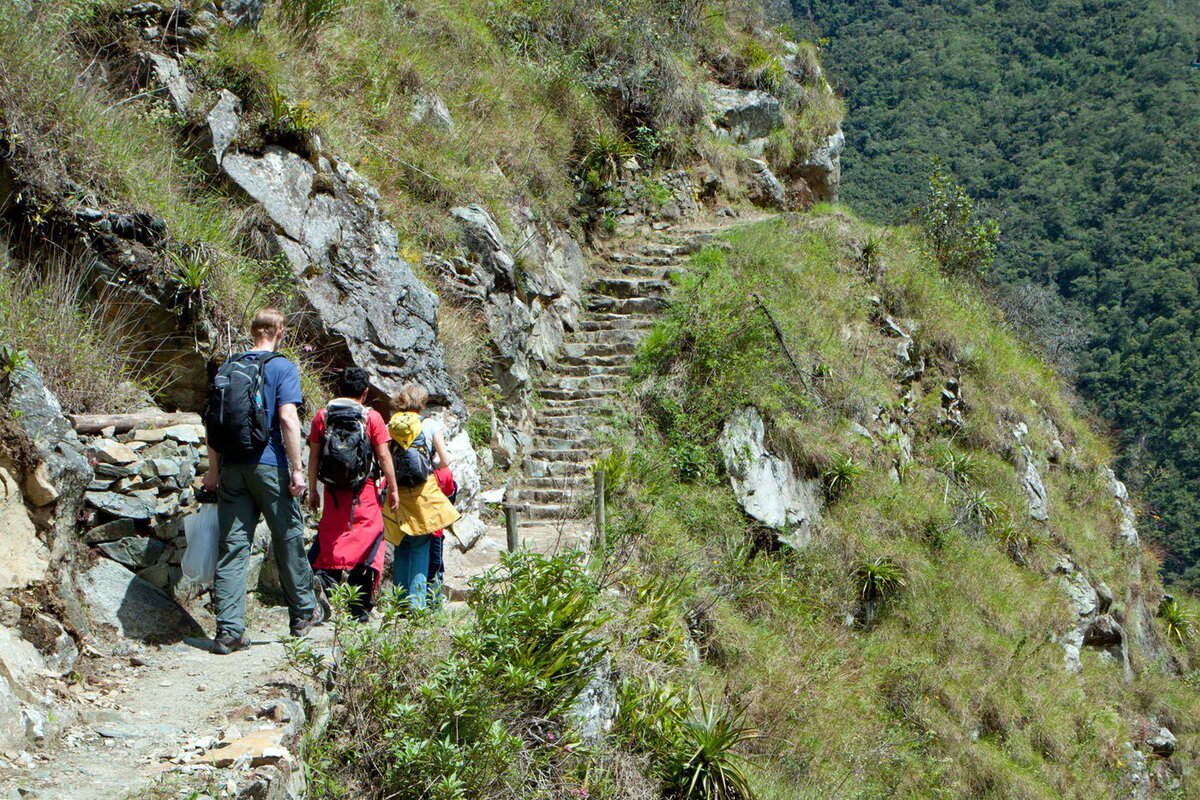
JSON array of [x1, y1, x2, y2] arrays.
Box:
[[801, 0, 1200, 588]]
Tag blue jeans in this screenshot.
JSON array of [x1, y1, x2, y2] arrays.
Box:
[[393, 534, 432, 609]]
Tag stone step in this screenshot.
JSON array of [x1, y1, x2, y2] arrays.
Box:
[[543, 374, 626, 392], [540, 404, 610, 417], [585, 295, 669, 315], [588, 277, 672, 299], [561, 341, 638, 359], [519, 475, 591, 490], [555, 363, 631, 378], [638, 242, 693, 257], [524, 459, 591, 478], [516, 503, 580, 522], [577, 314, 658, 332], [513, 487, 585, 504], [530, 434, 588, 450], [618, 264, 687, 280], [559, 353, 633, 369], [570, 328, 647, 345], [528, 447, 592, 462], [539, 386, 621, 402], [608, 252, 683, 267]]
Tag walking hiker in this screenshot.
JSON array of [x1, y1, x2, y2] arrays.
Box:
[[307, 368, 399, 622], [419, 411, 456, 601], [384, 384, 460, 609], [202, 308, 322, 655]]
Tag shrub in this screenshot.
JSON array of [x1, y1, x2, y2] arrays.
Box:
[[281, 0, 347, 35], [0, 250, 148, 413], [853, 557, 906, 604], [1159, 598, 1192, 645], [913, 162, 1000, 279]]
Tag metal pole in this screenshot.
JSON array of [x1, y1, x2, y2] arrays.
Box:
[[505, 503, 519, 552], [594, 469, 606, 561]]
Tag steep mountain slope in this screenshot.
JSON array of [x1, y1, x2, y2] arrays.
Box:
[[799, 0, 1200, 588]]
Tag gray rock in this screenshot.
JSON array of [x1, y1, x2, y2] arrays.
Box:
[[97, 536, 167, 571], [137, 561, 171, 590], [797, 128, 844, 203], [567, 654, 616, 745], [707, 84, 784, 142], [0, 462, 46, 591], [1148, 727, 1176, 758], [220, 0, 264, 28], [747, 159, 787, 210], [84, 518, 137, 544], [408, 93, 454, 130], [161, 424, 203, 444], [18, 612, 78, 674], [145, 52, 193, 115], [206, 90, 242, 169], [222, 144, 459, 412], [1107, 469, 1140, 546], [1013, 424, 1050, 522], [86, 491, 154, 520], [78, 558, 200, 640], [719, 407, 822, 549], [88, 439, 139, 465]]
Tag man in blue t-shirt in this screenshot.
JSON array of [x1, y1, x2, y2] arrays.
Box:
[[202, 308, 321, 654]]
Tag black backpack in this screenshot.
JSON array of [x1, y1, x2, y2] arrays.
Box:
[[392, 432, 433, 488], [203, 352, 282, 460], [317, 400, 373, 495]]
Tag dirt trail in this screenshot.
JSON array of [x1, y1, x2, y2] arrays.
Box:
[[0, 604, 331, 800]]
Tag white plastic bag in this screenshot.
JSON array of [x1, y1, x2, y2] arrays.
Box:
[[181, 504, 219, 586]]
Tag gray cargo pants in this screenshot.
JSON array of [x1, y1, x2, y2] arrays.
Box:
[[212, 462, 315, 637]]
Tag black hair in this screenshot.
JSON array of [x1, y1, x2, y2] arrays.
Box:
[[337, 367, 371, 398]]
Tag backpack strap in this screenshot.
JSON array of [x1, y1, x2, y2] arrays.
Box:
[[362, 531, 386, 569]]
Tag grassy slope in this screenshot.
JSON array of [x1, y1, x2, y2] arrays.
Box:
[[604, 210, 1200, 797], [800, 0, 1200, 589]]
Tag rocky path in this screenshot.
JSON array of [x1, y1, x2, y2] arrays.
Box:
[[0, 605, 330, 800], [443, 215, 753, 590]]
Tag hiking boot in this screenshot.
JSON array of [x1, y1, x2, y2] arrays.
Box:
[[211, 631, 250, 655], [289, 603, 325, 638]]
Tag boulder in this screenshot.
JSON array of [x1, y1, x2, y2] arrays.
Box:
[[1148, 727, 1176, 758], [0, 461, 47, 590], [747, 159, 787, 210], [567, 653, 616, 745], [796, 129, 844, 203], [205, 90, 242, 170], [0, 626, 71, 749], [409, 93, 454, 130], [84, 518, 137, 544], [221, 140, 460, 412], [145, 52, 193, 115], [1107, 469, 1140, 546], [22, 461, 58, 506], [89, 438, 140, 465], [707, 84, 784, 142], [719, 407, 822, 548], [97, 536, 167, 571], [79, 558, 200, 640], [1014, 424, 1050, 521], [220, 0, 264, 28]]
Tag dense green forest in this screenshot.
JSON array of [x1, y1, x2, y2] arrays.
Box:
[[800, 0, 1200, 590]]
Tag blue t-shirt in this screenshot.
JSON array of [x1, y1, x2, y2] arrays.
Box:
[[247, 350, 303, 468]]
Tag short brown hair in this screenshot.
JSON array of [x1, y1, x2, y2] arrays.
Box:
[[250, 307, 287, 339], [394, 383, 429, 412]]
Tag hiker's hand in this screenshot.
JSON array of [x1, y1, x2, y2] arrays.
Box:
[[290, 469, 306, 498], [387, 485, 400, 513], [201, 469, 218, 493], [307, 486, 321, 515]]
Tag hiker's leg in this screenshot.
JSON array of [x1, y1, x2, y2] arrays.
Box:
[[251, 464, 317, 620], [214, 463, 256, 637], [427, 533, 445, 607], [346, 565, 375, 621], [393, 535, 431, 609]]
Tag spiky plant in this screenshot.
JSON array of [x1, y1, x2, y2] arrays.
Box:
[[854, 557, 906, 603], [1159, 598, 1193, 645], [668, 695, 759, 800], [824, 453, 863, 501]]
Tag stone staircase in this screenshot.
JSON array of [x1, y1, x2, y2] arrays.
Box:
[[443, 216, 754, 591]]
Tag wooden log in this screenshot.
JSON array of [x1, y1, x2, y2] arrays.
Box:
[[69, 412, 203, 435]]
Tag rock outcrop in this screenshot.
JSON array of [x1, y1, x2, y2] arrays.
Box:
[[1013, 423, 1050, 522], [720, 407, 822, 548], [442, 204, 586, 466], [208, 94, 462, 414], [708, 84, 785, 147], [1055, 555, 1130, 678]]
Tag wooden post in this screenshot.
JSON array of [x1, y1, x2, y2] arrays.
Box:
[[593, 469, 606, 562], [505, 504, 519, 552]]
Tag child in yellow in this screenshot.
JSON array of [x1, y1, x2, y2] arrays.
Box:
[[384, 385, 460, 608]]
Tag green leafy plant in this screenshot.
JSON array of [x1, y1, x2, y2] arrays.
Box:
[[1159, 598, 1193, 645], [465, 411, 491, 451], [667, 695, 759, 800], [913, 161, 1000, 279], [824, 453, 863, 501], [281, 0, 347, 34], [580, 129, 635, 184], [593, 448, 629, 496], [267, 86, 321, 135], [854, 557, 906, 603], [0, 344, 27, 375], [168, 248, 212, 295]]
